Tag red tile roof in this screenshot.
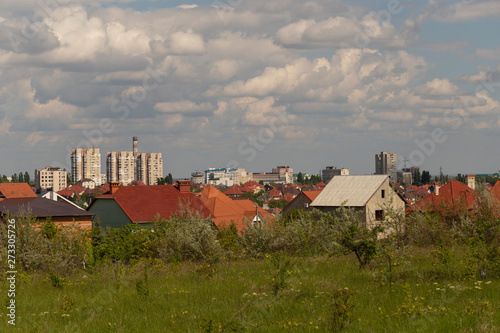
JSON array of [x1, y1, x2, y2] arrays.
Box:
[[199, 186, 249, 231], [233, 198, 271, 221], [243, 181, 259, 187], [490, 181, 500, 203], [0, 183, 37, 199], [302, 190, 322, 202], [93, 185, 210, 223], [407, 181, 476, 215], [69, 185, 86, 193], [57, 188, 75, 197], [224, 186, 243, 195]]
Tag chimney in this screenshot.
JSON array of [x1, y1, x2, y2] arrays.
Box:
[[133, 136, 138, 158], [175, 180, 191, 193], [110, 181, 121, 194], [466, 175, 476, 190], [434, 182, 440, 196]]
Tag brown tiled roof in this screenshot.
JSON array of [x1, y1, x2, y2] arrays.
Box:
[[0, 197, 93, 217], [199, 186, 249, 231], [0, 183, 37, 199], [491, 181, 500, 203]]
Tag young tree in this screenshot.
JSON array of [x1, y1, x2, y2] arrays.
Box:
[[297, 172, 304, 184], [412, 169, 421, 185], [24, 171, 30, 184], [166, 173, 173, 185]]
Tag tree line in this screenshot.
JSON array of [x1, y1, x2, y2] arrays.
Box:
[[0, 172, 31, 184]]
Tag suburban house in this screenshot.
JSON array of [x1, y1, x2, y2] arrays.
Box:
[[310, 175, 405, 227], [87, 181, 211, 229], [282, 190, 322, 215], [0, 183, 93, 230], [198, 185, 270, 232], [407, 180, 476, 216]]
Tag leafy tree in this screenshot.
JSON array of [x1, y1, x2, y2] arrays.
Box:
[[157, 177, 166, 185], [165, 173, 173, 185], [24, 171, 30, 184], [297, 172, 304, 184], [67, 174, 75, 186], [11, 173, 18, 183], [412, 169, 421, 185], [421, 170, 431, 184], [456, 173, 466, 184], [18, 172, 24, 183]]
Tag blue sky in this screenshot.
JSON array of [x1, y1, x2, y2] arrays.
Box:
[[0, 0, 499, 178]]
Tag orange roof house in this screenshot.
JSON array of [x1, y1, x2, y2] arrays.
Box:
[[198, 186, 268, 232], [0, 183, 37, 201], [407, 181, 476, 216]]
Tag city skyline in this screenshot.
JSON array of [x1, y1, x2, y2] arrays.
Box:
[[0, 1, 499, 178]]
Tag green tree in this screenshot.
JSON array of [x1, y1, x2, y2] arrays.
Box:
[[157, 177, 166, 185], [18, 172, 24, 183], [421, 171, 431, 184], [412, 169, 421, 185], [166, 173, 173, 185], [456, 173, 466, 184], [11, 173, 18, 183], [297, 172, 304, 184], [24, 171, 30, 184]]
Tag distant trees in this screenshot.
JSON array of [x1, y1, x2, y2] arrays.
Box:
[[421, 170, 431, 185], [412, 169, 421, 185], [297, 172, 304, 184], [456, 174, 466, 184], [157, 173, 174, 185]]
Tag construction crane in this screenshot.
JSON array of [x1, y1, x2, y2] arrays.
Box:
[[403, 157, 412, 170]]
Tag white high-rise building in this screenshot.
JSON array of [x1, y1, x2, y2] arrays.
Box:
[[71, 148, 102, 186], [106, 137, 163, 186], [35, 167, 67, 192], [137, 152, 163, 185], [106, 151, 135, 185]]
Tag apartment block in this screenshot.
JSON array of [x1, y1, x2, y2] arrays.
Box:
[[106, 137, 163, 186], [375, 152, 397, 178], [205, 168, 247, 186], [321, 166, 349, 183], [136, 152, 163, 185], [71, 148, 102, 186], [106, 151, 135, 185], [35, 167, 67, 192]]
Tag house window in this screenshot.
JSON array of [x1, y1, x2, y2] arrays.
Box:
[[381, 190, 385, 198], [375, 210, 384, 220]]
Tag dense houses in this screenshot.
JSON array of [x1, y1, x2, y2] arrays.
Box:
[[3, 146, 500, 235]]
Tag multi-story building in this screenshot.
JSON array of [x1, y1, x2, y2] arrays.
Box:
[[106, 151, 135, 185], [191, 170, 204, 184], [375, 152, 397, 179], [106, 137, 163, 186], [35, 167, 67, 192], [247, 165, 294, 184], [204, 168, 247, 186], [71, 148, 102, 186], [272, 166, 294, 183], [136, 152, 163, 185], [321, 166, 349, 183]]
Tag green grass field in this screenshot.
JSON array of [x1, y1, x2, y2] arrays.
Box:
[[2, 251, 499, 332]]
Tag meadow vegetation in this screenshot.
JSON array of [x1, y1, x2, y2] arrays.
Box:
[[1, 192, 500, 332]]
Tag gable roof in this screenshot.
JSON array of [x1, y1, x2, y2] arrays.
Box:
[[491, 181, 500, 203], [311, 175, 388, 207], [224, 186, 243, 195], [302, 190, 322, 201], [0, 197, 93, 218], [91, 185, 210, 223], [0, 183, 37, 199], [199, 185, 249, 231]]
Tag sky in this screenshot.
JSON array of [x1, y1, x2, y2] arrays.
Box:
[[0, 0, 499, 178]]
